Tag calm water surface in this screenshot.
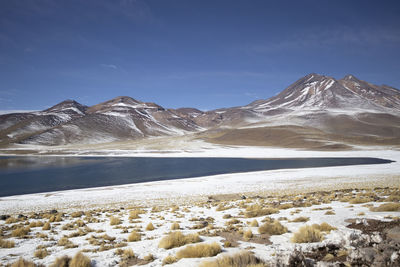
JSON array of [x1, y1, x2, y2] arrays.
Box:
[[0, 156, 393, 197]]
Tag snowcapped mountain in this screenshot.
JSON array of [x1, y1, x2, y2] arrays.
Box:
[[202, 73, 400, 149], [0, 74, 399, 148], [0, 100, 87, 145], [246, 73, 400, 113], [0, 97, 202, 146]]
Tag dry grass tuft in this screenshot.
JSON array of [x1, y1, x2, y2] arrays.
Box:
[[291, 225, 324, 243], [146, 222, 155, 231], [337, 249, 349, 257], [176, 242, 221, 259], [171, 222, 180, 230], [143, 254, 154, 262], [223, 214, 232, 219], [278, 203, 294, 210], [322, 253, 335, 261], [313, 222, 337, 233], [199, 251, 268, 267], [243, 229, 253, 241], [258, 220, 288, 235], [42, 222, 51, 230], [249, 219, 259, 227], [225, 219, 240, 225], [110, 216, 121, 226], [6, 217, 18, 224], [50, 255, 70, 267], [12, 226, 30, 237], [57, 237, 78, 248], [324, 210, 335, 215], [0, 237, 15, 248], [349, 196, 374, 204], [162, 255, 178, 265], [122, 248, 135, 258], [10, 258, 36, 267], [127, 230, 141, 242], [129, 209, 144, 220], [245, 204, 278, 218], [118, 248, 136, 266], [158, 231, 201, 249], [70, 252, 91, 267], [290, 216, 309, 223], [370, 202, 400, 212], [34, 248, 49, 259], [71, 211, 84, 218], [29, 221, 44, 228]]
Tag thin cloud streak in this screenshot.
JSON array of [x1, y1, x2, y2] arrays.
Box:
[[100, 64, 118, 69], [243, 26, 400, 53]]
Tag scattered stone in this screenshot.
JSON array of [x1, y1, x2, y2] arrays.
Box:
[[0, 215, 10, 220]]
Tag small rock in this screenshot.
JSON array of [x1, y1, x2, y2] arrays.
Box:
[[0, 214, 10, 220]]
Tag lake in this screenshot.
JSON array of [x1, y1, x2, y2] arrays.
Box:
[[0, 156, 393, 197]]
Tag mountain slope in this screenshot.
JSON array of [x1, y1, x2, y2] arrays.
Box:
[[201, 73, 400, 149], [246, 73, 400, 112], [15, 97, 202, 145], [0, 74, 399, 148]]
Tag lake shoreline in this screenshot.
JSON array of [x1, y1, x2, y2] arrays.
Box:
[[0, 156, 393, 197], [0, 146, 399, 215]]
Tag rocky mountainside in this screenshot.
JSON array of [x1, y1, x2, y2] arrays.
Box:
[[0, 97, 202, 146], [197, 73, 400, 148], [247, 73, 400, 112], [1, 73, 399, 148]]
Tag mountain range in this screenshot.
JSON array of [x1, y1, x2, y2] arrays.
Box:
[[1, 73, 399, 149]]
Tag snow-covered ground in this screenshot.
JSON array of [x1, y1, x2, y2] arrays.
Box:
[[0, 144, 399, 214], [0, 144, 399, 266], [0, 188, 399, 266]]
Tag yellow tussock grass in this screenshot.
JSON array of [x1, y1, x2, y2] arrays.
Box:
[[290, 216, 309, 223], [162, 255, 177, 265], [146, 222, 155, 231], [245, 204, 278, 218], [176, 242, 221, 259], [11, 258, 35, 267], [34, 248, 49, 259], [171, 222, 180, 230], [12, 226, 30, 237], [291, 225, 324, 243], [0, 237, 15, 248], [127, 231, 141, 242], [258, 220, 288, 235], [243, 229, 253, 240], [370, 202, 400, 212], [110, 216, 121, 226], [199, 251, 268, 267], [70, 252, 91, 267], [158, 231, 201, 249]]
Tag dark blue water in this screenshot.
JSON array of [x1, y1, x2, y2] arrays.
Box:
[[0, 156, 393, 197]]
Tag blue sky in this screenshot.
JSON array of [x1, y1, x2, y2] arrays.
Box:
[[0, 0, 399, 111]]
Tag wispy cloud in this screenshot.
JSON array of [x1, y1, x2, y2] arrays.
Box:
[[100, 64, 118, 69], [0, 89, 20, 96], [243, 26, 400, 53], [165, 71, 274, 80], [0, 97, 12, 103]]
